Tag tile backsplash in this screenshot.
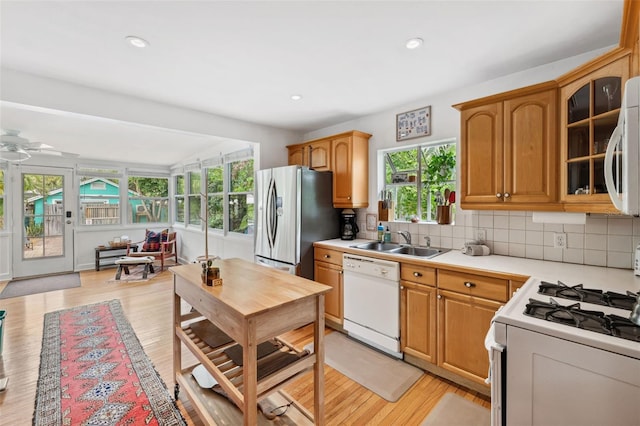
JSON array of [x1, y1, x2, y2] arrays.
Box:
[[357, 210, 640, 270]]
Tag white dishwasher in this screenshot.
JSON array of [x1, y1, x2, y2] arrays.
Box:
[[343, 253, 401, 358]]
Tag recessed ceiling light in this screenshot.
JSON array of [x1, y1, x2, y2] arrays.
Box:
[[405, 37, 423, 50], [125, 35, 149, 48], [291, 95, 303, 101]]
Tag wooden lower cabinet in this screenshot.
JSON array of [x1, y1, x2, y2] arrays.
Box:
[[313, 247, 343, 325], [314, 261, 342, 324], [401, 280, 437, 364], [437, 289, 502, 386]]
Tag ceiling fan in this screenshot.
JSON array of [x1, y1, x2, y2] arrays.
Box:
[[0, 129, 78, 162]]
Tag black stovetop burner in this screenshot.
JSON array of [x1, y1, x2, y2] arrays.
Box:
[[538, 281, 639, 311], [524, 298, 640, 342]]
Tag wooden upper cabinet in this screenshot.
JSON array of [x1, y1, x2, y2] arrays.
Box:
[[332, 132, 371, 208], [504, 89, 557, 205], [456, 85, 558, 210], [287, 144, 306, 167], [558, 54, 631, 213], [288, 130, 371, 209], [460, 102, 503, 205], [309, 140, 331, 171], [287, 140, 331, 171]]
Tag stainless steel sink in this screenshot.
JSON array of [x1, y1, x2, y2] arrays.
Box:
[[350, 242, 448, 259], [350, 242, 404, 251], [386, 246, 449, 258]]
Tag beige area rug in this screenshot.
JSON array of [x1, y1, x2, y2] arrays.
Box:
[[304, 332, 422, 402], [0, 272, 81, 299], [105, 264, 159, 283], [420, 393, 490, 426]]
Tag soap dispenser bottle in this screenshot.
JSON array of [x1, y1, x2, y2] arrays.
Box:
[[377, 223, 384, 242], [384, 226, 391, 243]]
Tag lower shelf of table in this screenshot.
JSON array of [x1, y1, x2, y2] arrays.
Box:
[[176, 368, 314, 425], [175, 319, 316, 422]]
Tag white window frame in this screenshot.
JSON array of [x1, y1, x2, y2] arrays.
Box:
[[126, 171, 170, 225], [380, 138, 456, 223], [77, 166, 123, 226]]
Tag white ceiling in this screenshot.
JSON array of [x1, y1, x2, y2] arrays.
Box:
[[0, 0, 625, 166]]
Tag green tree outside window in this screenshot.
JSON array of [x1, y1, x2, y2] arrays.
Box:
[[384, 141, 456, 222]]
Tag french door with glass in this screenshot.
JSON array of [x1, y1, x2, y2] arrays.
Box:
[[12, 165, 75, 278]]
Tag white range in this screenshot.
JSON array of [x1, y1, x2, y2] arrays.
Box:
[[488, 276, 640, 426]]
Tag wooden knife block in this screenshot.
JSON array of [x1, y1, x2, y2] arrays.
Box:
[[378, 201, 395, 222]]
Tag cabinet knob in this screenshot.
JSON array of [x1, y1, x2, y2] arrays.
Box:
[[339, 270, 343, 275], [400, 285, 404, 290], [504, 192, 511, 198], [413, 272, 422, 277], [437, 294, 442, 300], [464, 281, 476, 288], [496, 193, 502, 198], [324, 254, 330, 258], [347, 196, 351, 200]]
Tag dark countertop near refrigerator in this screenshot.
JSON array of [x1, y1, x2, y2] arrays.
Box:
[[315, 238, 640, 292]]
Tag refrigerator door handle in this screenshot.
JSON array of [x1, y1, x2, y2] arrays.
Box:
[[266, 178, 277, 249]]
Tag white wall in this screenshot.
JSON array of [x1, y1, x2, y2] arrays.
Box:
[[301, 47, 640, 269]]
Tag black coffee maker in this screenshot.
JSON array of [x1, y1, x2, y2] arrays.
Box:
[[340, 209, 359, 240]]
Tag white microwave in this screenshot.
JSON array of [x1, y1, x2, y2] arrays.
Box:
[[605, 76, 640, 216]]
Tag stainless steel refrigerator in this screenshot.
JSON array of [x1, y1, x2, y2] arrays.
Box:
[[254, 165, 339, 280]]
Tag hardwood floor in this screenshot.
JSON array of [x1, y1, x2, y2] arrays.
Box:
[[0, 268, 489, 425]]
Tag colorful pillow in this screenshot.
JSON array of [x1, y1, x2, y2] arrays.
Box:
[[142, 229, 169, 252], [142, 231, 161, 252]]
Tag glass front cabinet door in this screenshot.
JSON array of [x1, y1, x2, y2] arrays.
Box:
[[560, 56, 629, 212]]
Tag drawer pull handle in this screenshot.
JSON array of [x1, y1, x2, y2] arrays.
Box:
[[413, 272, 422, 277], [324, 254, 330, 258], [464, 281, 476, 288]]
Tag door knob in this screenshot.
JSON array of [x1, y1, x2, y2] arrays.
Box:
[[66, 219, 72, 224]]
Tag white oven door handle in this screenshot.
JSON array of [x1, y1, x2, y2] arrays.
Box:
[[485, 321, 505, 426]]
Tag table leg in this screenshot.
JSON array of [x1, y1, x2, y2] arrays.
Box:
[[243, 318, 258, 426], [115, 265, 123, 280], [142, 263, 149, 279], [314, 294, 326, 425]]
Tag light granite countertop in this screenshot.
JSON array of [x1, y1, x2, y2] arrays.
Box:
[[315, 238, 640, 292]]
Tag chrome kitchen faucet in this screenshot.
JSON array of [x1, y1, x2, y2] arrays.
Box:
[[398, 230, 411, 245]]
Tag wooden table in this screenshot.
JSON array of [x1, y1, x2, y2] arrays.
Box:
[[171, 259, 330, 425], [94, 245, 137, 270]]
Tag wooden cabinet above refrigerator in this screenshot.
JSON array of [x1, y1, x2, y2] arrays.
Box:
[[287, 130, 371, 209]]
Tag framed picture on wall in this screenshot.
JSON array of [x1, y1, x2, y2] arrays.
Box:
[[396, 105, 431, 141]]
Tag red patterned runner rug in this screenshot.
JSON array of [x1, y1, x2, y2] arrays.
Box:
[[33, 299, 185, 425]]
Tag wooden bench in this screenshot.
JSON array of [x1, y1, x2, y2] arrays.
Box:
[[114, 256, 155, 280]]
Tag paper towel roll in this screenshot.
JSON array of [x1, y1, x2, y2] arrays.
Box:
[[464, 244, 491, 256]]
